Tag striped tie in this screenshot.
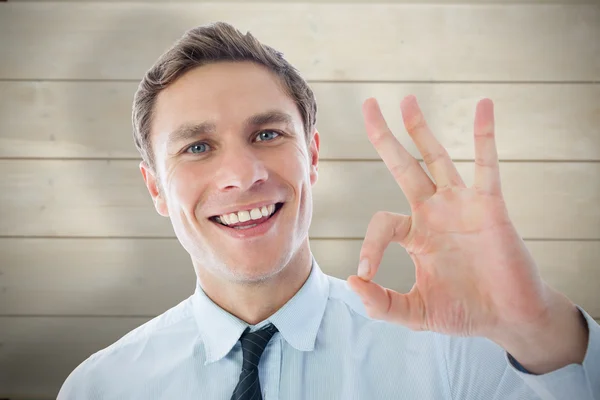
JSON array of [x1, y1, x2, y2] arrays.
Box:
[[230, 323, 279, 400]]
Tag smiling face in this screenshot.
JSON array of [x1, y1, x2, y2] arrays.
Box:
[[140, 61, 320, 284]]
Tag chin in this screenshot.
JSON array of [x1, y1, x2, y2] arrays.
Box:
[[227, 265, 278, 283], [225, 254, 285, 279]]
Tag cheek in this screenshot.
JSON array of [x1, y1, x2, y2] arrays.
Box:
[[280, 145, 313, 214], [283, 142, 312, 181], [165, 163, 206, 211]]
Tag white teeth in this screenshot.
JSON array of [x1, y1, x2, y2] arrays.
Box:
[[238, 210, 251, 222], [215, 203, 279, 226], [228, 213, 239, 224], [250, 208, 262, 220]]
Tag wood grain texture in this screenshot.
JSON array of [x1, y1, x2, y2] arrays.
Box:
[[7, 0, 600, 3], [1, 81, 599, 160], [1, 3, 598, 80], [1, 2, 599, 400], [1, 160, 599, 239], [0, 238, 598, 317]]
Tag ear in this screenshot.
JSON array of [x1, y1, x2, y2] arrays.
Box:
[[309, 130, 320, 186], [140, 161, 169, 217]]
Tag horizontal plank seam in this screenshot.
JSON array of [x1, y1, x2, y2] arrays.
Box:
[[0, 236, 599, 241], [1, 314, 599, 321], [3, 1, 598, 3], [2, 158, 600, 163], [0, 78, 599, 84], [2, 1, 599, 4], [0, 314, 153, 318]]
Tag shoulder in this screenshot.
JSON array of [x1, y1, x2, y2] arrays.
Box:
[[57, 296, 197, 399]]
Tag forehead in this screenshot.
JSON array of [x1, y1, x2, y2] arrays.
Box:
[[151, 61, 303, 142]]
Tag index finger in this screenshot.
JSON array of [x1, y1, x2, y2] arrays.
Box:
[[362, 97, 436, 206]]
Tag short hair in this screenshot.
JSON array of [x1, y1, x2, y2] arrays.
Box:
[[131, 21, 318, 173]]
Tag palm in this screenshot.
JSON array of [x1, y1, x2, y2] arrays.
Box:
[[347, 96, 551, 338], [407, 187, 547, 337]]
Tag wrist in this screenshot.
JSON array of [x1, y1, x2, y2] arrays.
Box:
[[490, 289, 589, 375]]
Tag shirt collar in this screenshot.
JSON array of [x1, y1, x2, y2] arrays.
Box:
[[191, 257, 330, 365]]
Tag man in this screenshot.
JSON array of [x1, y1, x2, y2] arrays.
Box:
[[58, 22, 599, 399]]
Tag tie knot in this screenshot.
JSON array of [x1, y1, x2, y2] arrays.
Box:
[[239, 323, 278, 372]]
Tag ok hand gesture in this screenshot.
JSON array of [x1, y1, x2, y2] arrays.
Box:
[[347, 96, 556, 341]]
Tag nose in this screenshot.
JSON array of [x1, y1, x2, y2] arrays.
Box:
[[214, 145, 268, 192]]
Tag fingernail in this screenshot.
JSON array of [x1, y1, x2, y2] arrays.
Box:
[[358, 259, 370, 279]]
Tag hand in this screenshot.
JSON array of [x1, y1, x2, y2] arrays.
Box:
[[347, 95, 555, 339]]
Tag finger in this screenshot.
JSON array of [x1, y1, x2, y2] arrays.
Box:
[[400, 95, 466, 190], [363, 97, 436, 206], [347, 276, 425, 330], [473, 98, 502, 196], [356, 211, 412, 281]]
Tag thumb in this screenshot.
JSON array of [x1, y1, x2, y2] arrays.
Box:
[[347, 276, 425, 331]]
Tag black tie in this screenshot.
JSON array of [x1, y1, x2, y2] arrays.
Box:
[[230, 323, 279, 400]]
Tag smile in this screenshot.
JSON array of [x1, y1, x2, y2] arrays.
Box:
[[209, 203, 284, 238]]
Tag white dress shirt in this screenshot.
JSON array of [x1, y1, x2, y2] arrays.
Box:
[[58, 258, 600, 399]]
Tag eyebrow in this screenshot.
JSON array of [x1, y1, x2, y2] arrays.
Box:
[[167, 110, 295, 145]]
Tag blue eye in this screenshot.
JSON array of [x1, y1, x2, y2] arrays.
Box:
[[185, 130, 279, 155], [187, 143, 209, 154], [256, 130, 280, 141]]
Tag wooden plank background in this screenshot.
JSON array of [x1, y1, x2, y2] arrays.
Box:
[[2, 81, 600, 160], [1, 3, 599, 81], [1, 160, 600, 238], [0, 2, 599, 399]]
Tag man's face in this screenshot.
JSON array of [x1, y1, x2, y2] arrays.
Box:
[[141, 61, 320, 283]]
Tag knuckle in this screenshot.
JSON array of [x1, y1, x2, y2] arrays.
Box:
[[421, 147, 447, 166], [405, 113, 426, 133], [474, 156, 494, 168], [388, 159, 413, 182], [371, 210, 393, 224], [370, 127, 393, 147]]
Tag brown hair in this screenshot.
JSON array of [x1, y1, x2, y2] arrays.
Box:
[[132, 21, 318, 174]]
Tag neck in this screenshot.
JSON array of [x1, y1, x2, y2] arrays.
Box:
[[194, 241, 313, 325]]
